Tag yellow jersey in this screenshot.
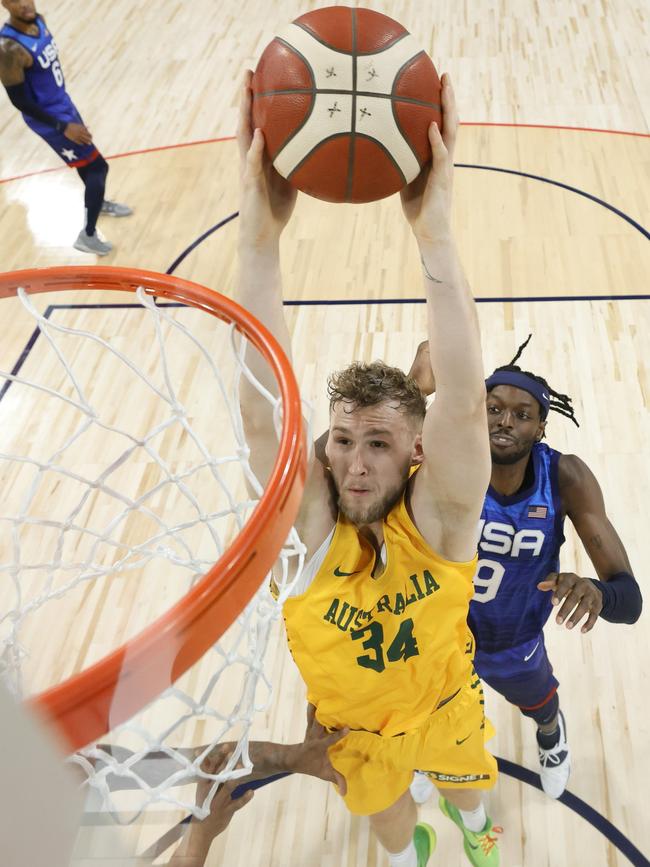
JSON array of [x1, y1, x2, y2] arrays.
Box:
[[283, 489, 477, 737]]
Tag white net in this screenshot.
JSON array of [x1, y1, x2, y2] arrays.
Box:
[[0, 282, 309, 823]]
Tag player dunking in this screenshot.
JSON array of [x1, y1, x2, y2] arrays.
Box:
[[0, 0, 131, 255], [237, 70, 501, 867], [409, 336, 643, 801]]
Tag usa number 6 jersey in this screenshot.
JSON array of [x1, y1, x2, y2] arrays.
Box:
[[0, 14, 76, 133], [468, 442, 566, 653]]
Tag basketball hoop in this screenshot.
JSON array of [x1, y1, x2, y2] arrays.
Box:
[[0, 265, 308, 820]]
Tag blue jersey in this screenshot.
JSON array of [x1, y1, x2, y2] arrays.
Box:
[[469, 443, 565, 654], [0, 14, 76, 133]]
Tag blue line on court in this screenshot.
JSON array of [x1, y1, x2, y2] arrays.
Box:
[[456, 163, 650, 241], [225, 759, 650, 866], [0, 305, 54, 403], [281, 293, 650, 306], [2, 292, 649, 406], [165, 211, 239, 276], [164, 163, 649, 276], [497, 757, 649, 866]]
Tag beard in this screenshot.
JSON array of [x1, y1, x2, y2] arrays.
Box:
[[336, 459, 411, 525], [490, 439, 535, 465]]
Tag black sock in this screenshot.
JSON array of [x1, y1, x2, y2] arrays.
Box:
[[77, 156, 109, 236], [537, 726, 560, 749]]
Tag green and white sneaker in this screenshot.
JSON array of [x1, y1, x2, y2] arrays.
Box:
[[413, 822, 437, 867], [439, 797, 501, 866]]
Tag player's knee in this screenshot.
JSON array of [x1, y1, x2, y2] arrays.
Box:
[[78, 154, 109, 187], [368, 787, 415, 825], [519, 690, 559, 726]]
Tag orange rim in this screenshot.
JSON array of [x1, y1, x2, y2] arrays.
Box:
[[0, 266, 307, 752]]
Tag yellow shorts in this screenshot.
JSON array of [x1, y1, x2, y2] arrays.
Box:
[[328, 675, 497, 815]]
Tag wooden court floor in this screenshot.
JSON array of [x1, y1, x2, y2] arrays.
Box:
[[0, 1, 649, 865]]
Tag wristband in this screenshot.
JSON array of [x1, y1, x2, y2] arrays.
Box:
[[590, 571, 642, 624]]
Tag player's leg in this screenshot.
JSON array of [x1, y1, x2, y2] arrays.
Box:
[[475, 635, 570, 798], [79, 155, 108, 237], [368, 789, 416, 857], [412, 675, 500, 866], [369, 791, 436, 867], [23, 116, 116, 254], [433, 681, 501, 867], [328, 734, 436, 867], [74, 152, 132, 253], [364, 792, 436, 867], [520, 689, 570, 798], [411, 779, 497, 842]]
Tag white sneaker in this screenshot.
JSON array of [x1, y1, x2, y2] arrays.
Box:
[[100, 199, 133, 217], [73, 229, 113, 256], [410, 771, 435, 805], [538, 710, 571, 798]]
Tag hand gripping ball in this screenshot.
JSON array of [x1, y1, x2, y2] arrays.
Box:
[[251, 6, 442, 203]]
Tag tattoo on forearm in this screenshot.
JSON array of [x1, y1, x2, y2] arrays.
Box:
[[590, 534, 604, 550], [420, 254, 443, 284]]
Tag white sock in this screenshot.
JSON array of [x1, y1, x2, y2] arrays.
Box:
[[459, 802, 487, 833], [410, 771, 435, 804], [388, 840, 418, 867]]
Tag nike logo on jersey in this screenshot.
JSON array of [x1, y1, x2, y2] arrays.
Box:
[[31, 42, 38, 51], [333, 566, 359, 577], [524, 641, 540, 662], [456, 733, 471, 745]]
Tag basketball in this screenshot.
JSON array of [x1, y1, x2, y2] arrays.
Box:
[[251, 6, 441, 204]]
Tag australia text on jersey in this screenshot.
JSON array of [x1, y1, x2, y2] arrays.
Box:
[[322, 569, 442, 633]]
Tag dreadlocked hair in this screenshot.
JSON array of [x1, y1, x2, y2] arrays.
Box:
[[490, 333, 580, 427], [328, 361, 426, 424]]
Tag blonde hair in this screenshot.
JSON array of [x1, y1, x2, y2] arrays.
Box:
[[328, 361, 426, 422]]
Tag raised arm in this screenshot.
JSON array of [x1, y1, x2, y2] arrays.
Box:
[[405, 75, 490, 560], [236, 73, 335, 551], [236, 70, 298, 488]]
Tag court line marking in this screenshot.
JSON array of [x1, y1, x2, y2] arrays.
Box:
[[1, 121, 648, 185], [454, 164, 649, 241], [3, 291, 650, 408], [160, 157, 649, 276], [134, 757, 649, 865]]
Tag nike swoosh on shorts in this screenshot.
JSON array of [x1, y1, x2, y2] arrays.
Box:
[[524, 641, 540, 662]]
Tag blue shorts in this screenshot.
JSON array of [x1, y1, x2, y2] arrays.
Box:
[[25, 105, 100, 168], [474, 633, 559, 712]]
